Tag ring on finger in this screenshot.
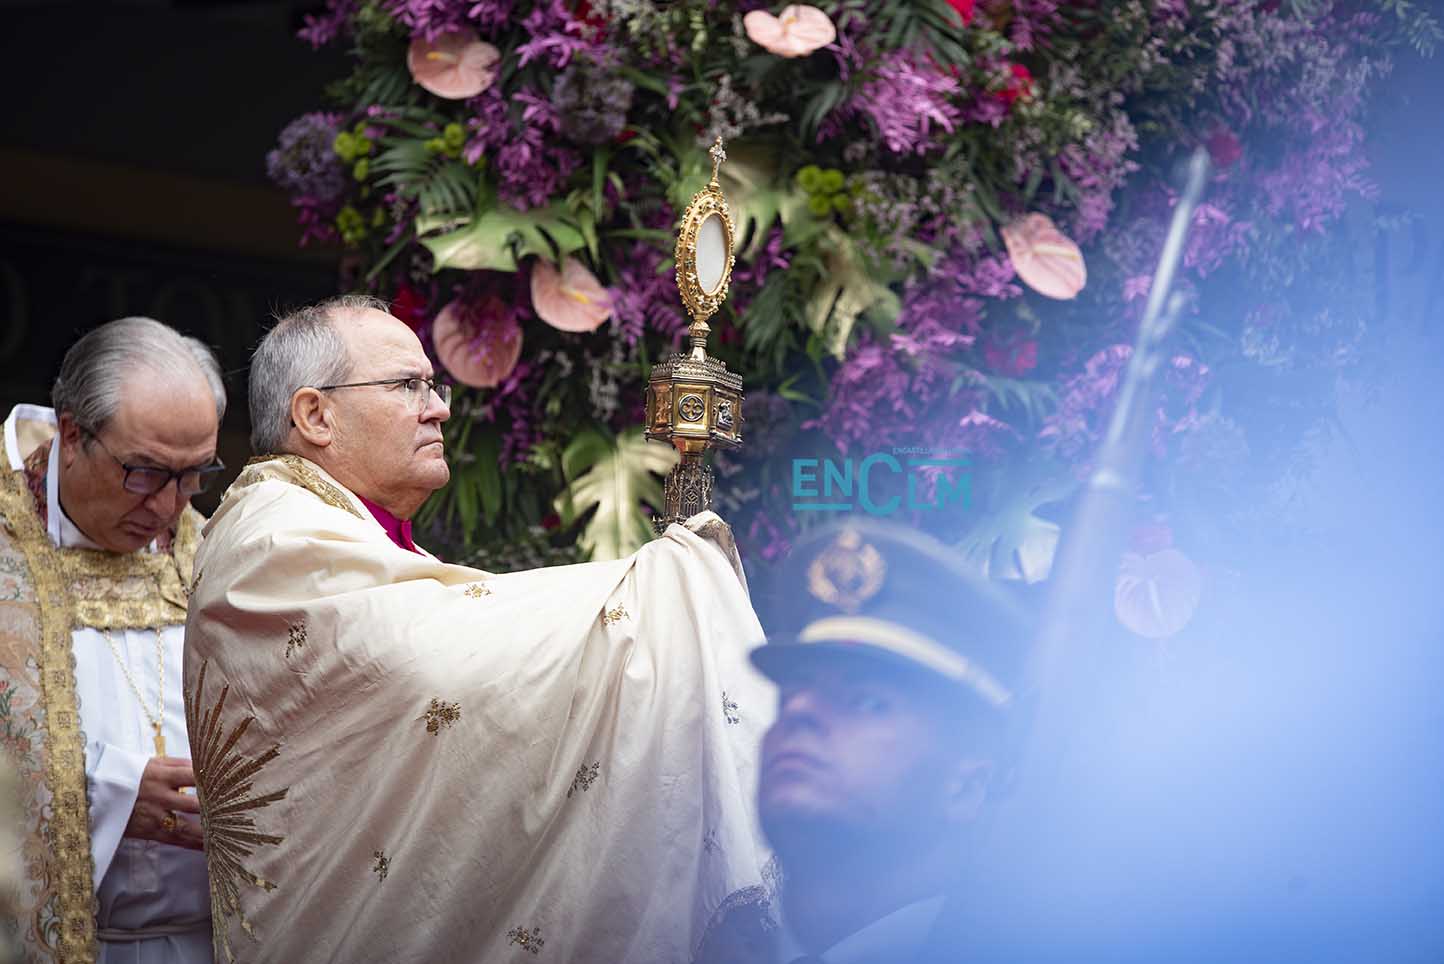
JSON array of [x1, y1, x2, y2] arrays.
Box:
[[161, 811, 178, 833]]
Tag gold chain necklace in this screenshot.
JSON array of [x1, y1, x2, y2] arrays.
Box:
[[99, 628, 167, 757]]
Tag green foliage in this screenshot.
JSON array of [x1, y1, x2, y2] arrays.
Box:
[[554, 428, 679, 561]]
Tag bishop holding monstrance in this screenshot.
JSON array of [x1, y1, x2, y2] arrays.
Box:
[[183, 143, 775, 963]]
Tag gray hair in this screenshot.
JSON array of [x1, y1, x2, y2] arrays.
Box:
[[51, 317, 227, 436], [248, 294, 390, 454]]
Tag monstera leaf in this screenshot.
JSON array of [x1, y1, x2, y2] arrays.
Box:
[[418, 199, 587, 272], [957, 466, 1076, 583], [804, 226, 902, 358], [554, 427, 679, 561]]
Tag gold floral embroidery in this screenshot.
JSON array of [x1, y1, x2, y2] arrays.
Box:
[[722, 692, 740, 725], [242, 454, 364, 520], [567, 762, 600, 799], [186, 660, 289, 964], [507, 925, 544, 955], [372, 850, 390, 881], [285, 622, 306, 659], [464, 582, 492, 599], [602, 605, 628, 625], [422, 699, 461, 735], [0, 468, 98, 959], [52, 505, 201, 630]]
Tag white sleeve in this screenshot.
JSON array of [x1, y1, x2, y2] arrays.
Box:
[[85, 740, 146, 891]]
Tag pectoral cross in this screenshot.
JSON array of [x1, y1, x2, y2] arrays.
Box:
[[153, 724, 166, 757]]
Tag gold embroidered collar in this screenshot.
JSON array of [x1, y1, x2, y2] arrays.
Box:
[[240, 454, 364, 519], [0, 461, 198, 631]]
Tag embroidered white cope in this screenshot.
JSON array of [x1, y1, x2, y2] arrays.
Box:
[[184, 454, 774, 964], [2, 405, 212, 964]]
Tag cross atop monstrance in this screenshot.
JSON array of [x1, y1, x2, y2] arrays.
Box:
[[643, 136, 745, 531], [709, 138, 726, 178]]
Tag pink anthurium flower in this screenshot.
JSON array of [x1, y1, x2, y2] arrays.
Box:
[[743, 5, 837, 58], [1114, 547, 1203, 639], [530, 257, 613, 333], [433, 298, 523, 389], [1001, 212, 1088, 300], [407, 29, 500, 100]]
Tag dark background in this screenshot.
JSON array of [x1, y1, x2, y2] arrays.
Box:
[[0, 0, 346, 508]]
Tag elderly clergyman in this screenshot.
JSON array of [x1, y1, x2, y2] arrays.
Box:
[[183, 295, 773, 963], [0, 318, 225, 962]]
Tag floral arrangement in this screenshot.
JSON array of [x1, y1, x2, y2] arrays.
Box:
[[269, 0, 1436, 635]]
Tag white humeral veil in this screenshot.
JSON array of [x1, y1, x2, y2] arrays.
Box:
[[183, 454, 774, 964]]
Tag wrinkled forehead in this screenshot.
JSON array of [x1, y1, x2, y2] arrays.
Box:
[[337, 307, 431, 378]]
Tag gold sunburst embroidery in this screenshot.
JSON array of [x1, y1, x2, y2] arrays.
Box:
[[602, 605, 628, 625], [186, 660, 289, 964], [464, 582, 492, 599]]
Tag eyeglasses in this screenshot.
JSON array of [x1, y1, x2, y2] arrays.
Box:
[[315, 376, 452, 415], [87, 433, 226, 497]]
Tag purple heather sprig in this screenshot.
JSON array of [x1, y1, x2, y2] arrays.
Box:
[[851, 49, 962, 155]]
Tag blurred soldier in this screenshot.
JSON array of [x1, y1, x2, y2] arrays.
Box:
[[749, 519, 1031, 964], [0, 318, 225, 962]]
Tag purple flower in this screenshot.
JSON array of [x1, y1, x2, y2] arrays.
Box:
[[851, 49, 961, 155], [297, 0, 357, 48], [464, 87, 581, 211], [516, 0, 598, 69], [266, 113, 347, 203], [551, 60, 635, 145], [608, 242, 687, 348], [382, 0, 494, 41]]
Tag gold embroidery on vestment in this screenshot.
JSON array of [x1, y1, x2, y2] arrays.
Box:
[[285, 622, 306, 659], [50, 506, 200, 631], [464, 582, 492, 599], [371, 850, 390, 881], [0, 468, 99, 960], [422, 699, 461, 735], [241, 454, 364, 520], [602, 605, 627, 625], [186, 660, 289, 964], [567, 762, 600, 799], [507, 926, 544, 955]]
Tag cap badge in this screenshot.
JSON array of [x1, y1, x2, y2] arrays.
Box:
[[807, 529, 886, 614]]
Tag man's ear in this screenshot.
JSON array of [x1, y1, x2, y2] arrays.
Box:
[[56, 412, 84, 467], [290, 388, 334, 448], [943, 758, 994, 824]]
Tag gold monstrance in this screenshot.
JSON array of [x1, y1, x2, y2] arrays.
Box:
[[644, 138, 745, 531]]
